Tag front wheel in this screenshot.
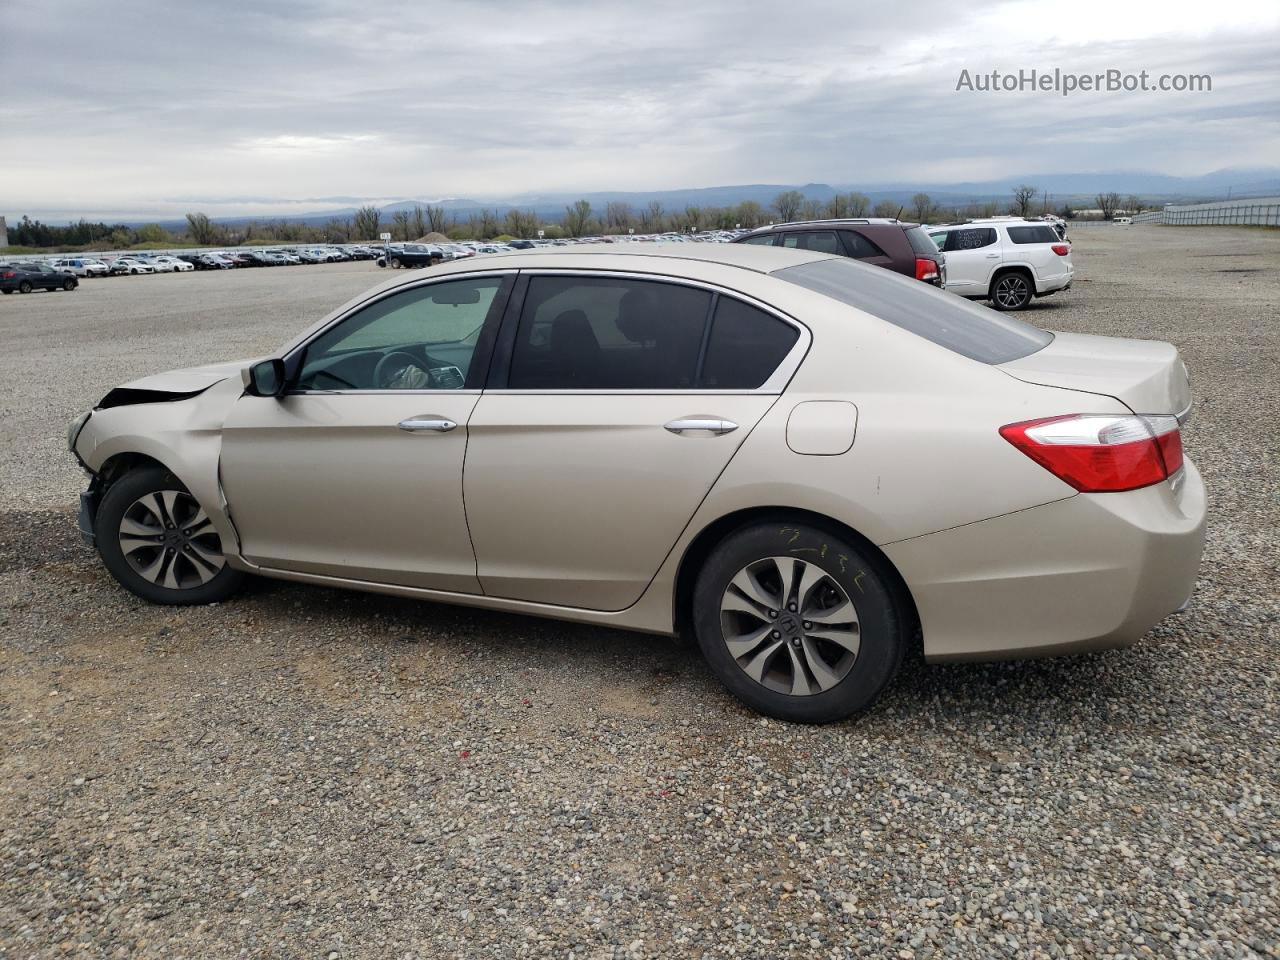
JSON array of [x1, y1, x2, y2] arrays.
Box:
[[990, 272, 1032, 310], [692, 522, 905, 723], [18, 281, 33, 294], [62, 278, 77, 291], [389, 257, 402, 269], [95, 467, 245, 605]]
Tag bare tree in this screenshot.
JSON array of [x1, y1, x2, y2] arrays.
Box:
[[638, 201, 665, 232], [847, 193, 870, 217], [392, 210, 413, 240], [185, 212, 221, 245], [323, 218, 351, 243], [474, 209, 499, 238], [1011, 184, 1038, 217], [504, 208, 538, 238], [410, 207, 427, 238], [799, 199, 823, 221], [734, 200, 764, 228], [1124, 195, 1144, 216], [1096, 192, 1121, 219], [424, 205, 450, 234], [911, 193, 934, 223], [604, 201, 633, 232], [564, 199, 593, 237], [873, 200, 900, 219], [773, 190, 804, 222], [353, 205, 382, 240]]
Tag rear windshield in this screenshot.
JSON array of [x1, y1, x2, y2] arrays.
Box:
[[1006, 225, 1059, 244], [903, 225, 940, 258], [773, 257, 1052, 364]]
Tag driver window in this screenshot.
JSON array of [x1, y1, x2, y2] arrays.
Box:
[[296, 278, 502, 391]]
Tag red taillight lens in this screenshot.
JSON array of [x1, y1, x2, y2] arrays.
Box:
[[1000, 414, 1183, 492], [1051, 244, 1070, 256], [914, 257, 939, 283], [1, 272, 14, 279]]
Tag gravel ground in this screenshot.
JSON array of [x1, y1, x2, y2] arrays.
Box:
[[1, 231, 1277, 959]]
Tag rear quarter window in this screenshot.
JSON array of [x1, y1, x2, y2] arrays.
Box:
[[904, 226, 940, 257], [773, 257, 1052, 364], [1005, 225, 1060, 244]]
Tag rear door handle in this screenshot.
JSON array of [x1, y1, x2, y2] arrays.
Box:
[[985, 253, 1000, 258], [398, 416, 457, 433], [665, 417, 738, 436]]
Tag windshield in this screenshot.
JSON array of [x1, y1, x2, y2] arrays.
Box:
[[773, 257, 1052, 364]]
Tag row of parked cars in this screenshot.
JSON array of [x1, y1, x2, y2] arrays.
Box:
[[5, 215, 1070, 310]]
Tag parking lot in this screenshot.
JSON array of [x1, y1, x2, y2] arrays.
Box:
[[1, 227, 1277, 957]]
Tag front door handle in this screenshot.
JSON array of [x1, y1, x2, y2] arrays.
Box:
[[985, 253, 1000, 258], [398, 416, 457, 433], [665, 417, 738, 436]]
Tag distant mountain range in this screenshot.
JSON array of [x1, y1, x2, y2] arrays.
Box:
[[27, 167, 1280, 228], [200, 167, 1280, 228]]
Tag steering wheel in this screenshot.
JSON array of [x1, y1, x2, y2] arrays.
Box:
[[373, 351, 422, 388]]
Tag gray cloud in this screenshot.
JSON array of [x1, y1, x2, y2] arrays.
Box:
[[2, 0, 1277, 219]]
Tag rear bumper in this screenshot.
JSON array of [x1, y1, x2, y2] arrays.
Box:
[[884, 459, 1206, 661], [1036, 267, 1074, 294]]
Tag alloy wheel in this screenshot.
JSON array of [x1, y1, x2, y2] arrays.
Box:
[[719, 556, 860, 696], [117, 489, 225, 589], [994, 274, 1030, 309]]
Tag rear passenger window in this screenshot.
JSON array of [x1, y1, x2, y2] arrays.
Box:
[[946, 228, 997, 251], [508, 277, 711, 389], [738, 234, 777, 246], [701, 298, 799, 389], [781, 232, 841, 254], [841, 231, 887, 259], [1006, 225, 1060, 244]]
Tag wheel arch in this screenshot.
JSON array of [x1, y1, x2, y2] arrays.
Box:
[[95, 451, 176, 493], [672, 506, 921, 653], [988, 263, 1035, 296]]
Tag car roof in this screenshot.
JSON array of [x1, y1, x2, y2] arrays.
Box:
[[423, 242, 832, 275], [747, 218, 917, 231]]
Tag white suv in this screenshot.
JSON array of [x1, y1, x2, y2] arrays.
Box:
[[50, 257, 110, 277], [927, 218, 1073, 311]]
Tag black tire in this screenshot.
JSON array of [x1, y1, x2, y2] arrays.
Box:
[[692, 521, 905, 723], [95, 466, 246, 606], [2, 289, 11, 294], [18, 280, 32, 294], [62, 278, 77, 291], [389, 257, 402, 269], [990, 270, 1033, 311]]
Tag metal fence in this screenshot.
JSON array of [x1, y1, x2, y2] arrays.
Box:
[[1160, 196, 1280, 226]]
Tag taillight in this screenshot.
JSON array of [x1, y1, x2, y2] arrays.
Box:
[[1000, 414, 1183, 493], [914, 257, 940, 283], [1051, 244, 1070, 256], [1, 271, 14, 279]]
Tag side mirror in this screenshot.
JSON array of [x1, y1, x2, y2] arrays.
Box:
[[245, 358, 287, 398]]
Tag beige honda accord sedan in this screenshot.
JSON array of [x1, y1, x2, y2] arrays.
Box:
[[67, 244, 1205, 722]]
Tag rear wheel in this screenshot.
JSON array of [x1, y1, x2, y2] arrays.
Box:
[[389, 257, 403, 269], [96, 467, 245, 605], [991, 271, 1032, 310], [693, 522, 904, 723]]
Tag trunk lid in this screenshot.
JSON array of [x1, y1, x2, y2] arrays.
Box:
[[999, 331, 1191, 417]]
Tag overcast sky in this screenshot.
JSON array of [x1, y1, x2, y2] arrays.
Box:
[[3, 0, 1277, 220]]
